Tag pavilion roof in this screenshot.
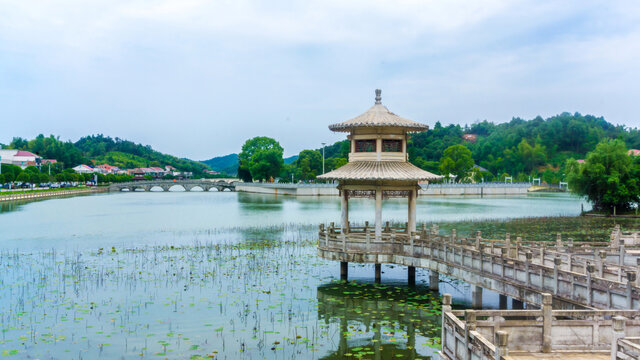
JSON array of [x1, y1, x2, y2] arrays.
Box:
[[328, 90, 429, 133], [317, 161, 441, 181]]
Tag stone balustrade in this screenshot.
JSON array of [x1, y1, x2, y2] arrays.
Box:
[[439, 293, 640, 360], [318, 223, 640, 309]]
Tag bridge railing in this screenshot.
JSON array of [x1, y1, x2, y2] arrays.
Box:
[[616, 337, 640, 359], [318, 224, 640, 309], [440, 294, 640, 359]]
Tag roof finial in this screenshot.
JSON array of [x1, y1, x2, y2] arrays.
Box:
[[375, 89, 382, 104]]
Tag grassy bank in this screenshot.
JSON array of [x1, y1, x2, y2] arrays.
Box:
[[0, 186, 86, 195]]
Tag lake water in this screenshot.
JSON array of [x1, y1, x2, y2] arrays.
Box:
[[0, 192, 589, 359]]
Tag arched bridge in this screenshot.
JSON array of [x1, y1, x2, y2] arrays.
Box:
[[108, 180, 236, 192]]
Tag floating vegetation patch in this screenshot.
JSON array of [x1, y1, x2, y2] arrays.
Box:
[[429, 216, 640, 242]]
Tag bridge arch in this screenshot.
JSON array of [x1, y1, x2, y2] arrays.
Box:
[[168, 185, 186, 192]]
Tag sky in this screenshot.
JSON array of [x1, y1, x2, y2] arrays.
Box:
[[1, 1, 640, 159]]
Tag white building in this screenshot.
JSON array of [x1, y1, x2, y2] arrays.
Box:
[[0, 149, 41, 169], [72, 164, 95, 174]]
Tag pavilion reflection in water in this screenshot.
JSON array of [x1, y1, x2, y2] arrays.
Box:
[[316, 282, 442, 359]]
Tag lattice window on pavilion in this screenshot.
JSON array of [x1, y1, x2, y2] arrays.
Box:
[[382, 190, 411, 199], [345, 190, 376, 198], [382, 139, 402, 152], [355, 139, 376, 152]]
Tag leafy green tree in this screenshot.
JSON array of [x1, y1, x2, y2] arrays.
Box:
[[239, 137, 284, 182], [296, 150, 322, 180], [16, 172, 30, 184], [237, 159, 252, 182], [439, 145, 474, 182], [566, 139, 639, 213], [38, 173, 50, 184], [0, 174, 4, 184]]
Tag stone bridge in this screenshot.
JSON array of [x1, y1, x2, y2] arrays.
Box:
[[108, 180, 236, 192]]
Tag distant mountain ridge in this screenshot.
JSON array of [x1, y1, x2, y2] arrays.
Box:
[[201, 153, 239, 175]]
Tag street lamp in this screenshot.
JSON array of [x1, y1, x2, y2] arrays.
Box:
[[321, 142, 326, 175]]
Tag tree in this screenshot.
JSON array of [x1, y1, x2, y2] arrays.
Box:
[[16, 172, 30, 184], [296, 150, 322, 180], [238, 137, 284, 182], [0, 174, 4, 184], [439, 145, 474, 183], [38, 173, 50, 184], [566, 139, 639, 213], [237, 159, 253, 182]]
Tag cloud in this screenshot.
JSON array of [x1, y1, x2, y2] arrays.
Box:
[[1, 0, 639, 158]]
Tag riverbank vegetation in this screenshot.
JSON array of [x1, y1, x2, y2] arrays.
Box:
[[566, 139, 640, 213]]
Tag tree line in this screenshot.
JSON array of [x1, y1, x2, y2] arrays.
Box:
[[2, 134, 211, 175], [236, 112, 640, 184]]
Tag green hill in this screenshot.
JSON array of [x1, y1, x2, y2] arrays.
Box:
[[201, 153, 239, 176], [4, 134, 211, 175]]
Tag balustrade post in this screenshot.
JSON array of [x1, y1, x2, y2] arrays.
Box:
[[553, 256, 562, 295], [405, 222, 409, 234], [587, 263, 595, 306], [452, 229, 457, 243], [637, 258, 640, 287], [540, 246, 545, 266], [495, 331, 509, 359], [626, 271, 636, 309], [443, 239, 449, 263], [505, 233, 511, 256], [475, 231, 481, 250], [385, 221, 390, 232], [366, 228, 371, 249], [525, 251, 533, 286], [364, 221, 369, 232], [410, 231, 416, 256], [567, 253, 573, 272], [619, 239, 626, 266], [511, 237, 520, 259], [441, 294, 452, 349], [556, 233, 562, 249], [611, 316, 626, 360], [479, 243, 485, 272], [500, 247, 507, 278], [598, 250, 607, 278], [391, 229, 397, 253], [465, 310, 476, 360], [542, 293, 552, 353]]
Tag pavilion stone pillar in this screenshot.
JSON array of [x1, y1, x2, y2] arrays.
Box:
[[375, 188, 383, 238], [341, 190, 349, 233], [408, 187, 417, 233]]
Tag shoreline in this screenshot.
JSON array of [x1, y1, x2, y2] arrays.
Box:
[[0, 187, 107, 202]]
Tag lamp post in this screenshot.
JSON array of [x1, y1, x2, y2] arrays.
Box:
[[321, 142, 326, 175]]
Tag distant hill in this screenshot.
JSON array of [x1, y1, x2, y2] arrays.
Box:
[[284, 155, 298, 164], [5, 134, 211, 175], [201, 153, 239, 176]]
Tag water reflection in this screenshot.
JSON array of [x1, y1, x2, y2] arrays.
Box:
[[317, 282, 442, 359]]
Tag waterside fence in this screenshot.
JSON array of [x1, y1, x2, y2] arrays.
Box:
[[0, 187, 105, 202]]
